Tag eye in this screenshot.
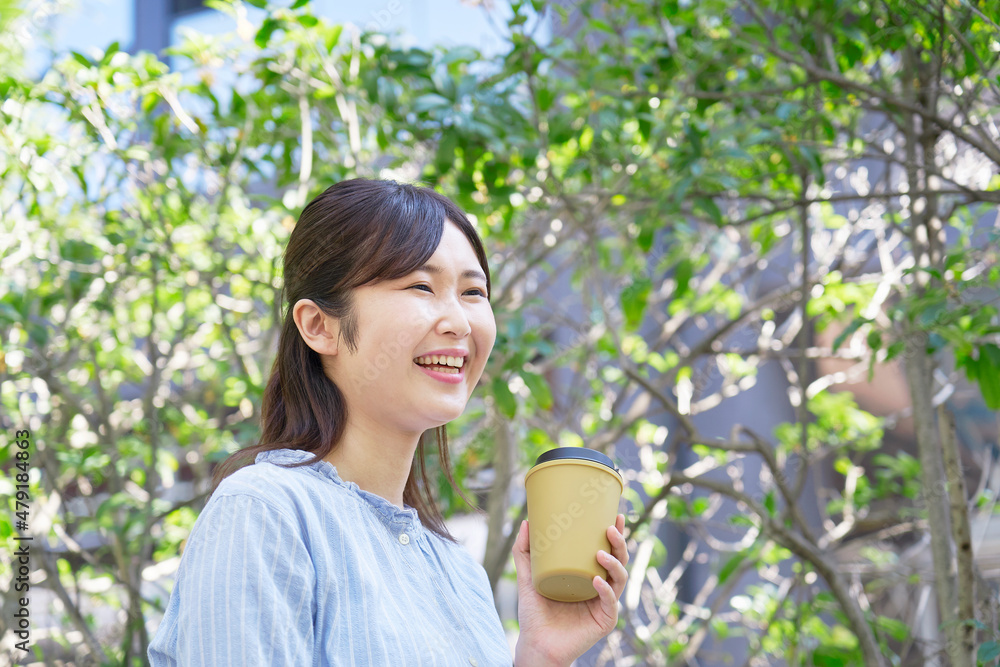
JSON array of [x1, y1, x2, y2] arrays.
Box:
[[465, 288, 487, 297], [409, 284, 433, 293]]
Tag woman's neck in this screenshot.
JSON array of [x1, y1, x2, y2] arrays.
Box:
[[321, 416, 420, 509]]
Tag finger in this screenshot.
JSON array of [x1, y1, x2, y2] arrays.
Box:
[[592, 574, 618, 623], [512, 520, 529, 560], [512, 520, 533, 589], [607, 522, 629, 567], [598, 549, 628, 594]]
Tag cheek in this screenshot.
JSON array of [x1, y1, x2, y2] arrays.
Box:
[[407, 299, 439, 326], [474, 308, 497, 355]]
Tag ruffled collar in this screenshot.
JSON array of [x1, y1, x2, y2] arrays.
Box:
[[255, 448, 424, 536]]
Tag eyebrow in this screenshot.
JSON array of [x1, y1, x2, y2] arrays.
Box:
[[416, 263, 488, 283]]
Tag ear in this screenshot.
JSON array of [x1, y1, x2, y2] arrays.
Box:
[[292, 299, 340, 356]]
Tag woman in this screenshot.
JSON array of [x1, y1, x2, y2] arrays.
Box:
[[148, 179, 629, 666]]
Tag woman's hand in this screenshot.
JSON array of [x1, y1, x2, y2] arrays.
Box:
[[511, 514, 630, 667]]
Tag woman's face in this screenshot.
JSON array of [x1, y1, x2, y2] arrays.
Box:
[[329, 219, 496, 435]]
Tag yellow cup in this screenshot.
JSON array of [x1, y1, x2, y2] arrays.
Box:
[[524, 447, 624, 602]]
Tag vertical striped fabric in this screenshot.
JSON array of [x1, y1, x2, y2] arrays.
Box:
[[148, 449, 513, 666]]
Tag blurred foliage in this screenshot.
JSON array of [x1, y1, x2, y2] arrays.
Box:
[[0, 0, 998, 664]]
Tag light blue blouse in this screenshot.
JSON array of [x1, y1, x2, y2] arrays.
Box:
[[147, 448, 513, 666]]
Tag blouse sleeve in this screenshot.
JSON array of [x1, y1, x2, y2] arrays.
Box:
[[152, 493, 316, 666]]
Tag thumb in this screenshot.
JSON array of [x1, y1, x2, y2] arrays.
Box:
[[511, 520, 532, 588]]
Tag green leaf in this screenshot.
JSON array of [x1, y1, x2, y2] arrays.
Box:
[[832, 317, 871, 352], [245, 0, 268, 7], [776, 101, 797, 120], [324, 24, 343, 52], [719, 547, 751, 584], [885, 340, 905, 361], [811, 645, 855, 667], [866, 329, 882, 352], [666, 495, 688, 519], [291, 0, 311, 7], [100, 41, 120, 66], [975, 344, 1000, 410], [958, 350, 979, 382], [440, 46, 479, 65], [536, 86, 554, 112], [0, 302, 21, 325], [694, 197, 723, 225], [230, 90, 246, 117], [255, 17, 282, 48], [413, 93, 452, 113], [141, 92, 161, 114], [674, 258, 693, 298], [874, 615, 909, 642], [978, 641, 1000, 664], [521, 371, 553, 410], [124, 145, 150, 161], [71, 51, 91, 67], [637, 224, 654, 252], [492, 376, 517, 418], [204, 0, 238, 14], [434, 132, 457, 173], [621, 277, 652, 330]]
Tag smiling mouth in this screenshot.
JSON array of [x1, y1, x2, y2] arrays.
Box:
[[413, 354, 466, 375]]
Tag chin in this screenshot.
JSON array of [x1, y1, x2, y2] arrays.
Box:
[[422, 403, 468, 428]]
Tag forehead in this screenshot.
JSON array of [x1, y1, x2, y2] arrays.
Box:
[[422, 221, 485, 273], [415, 263, 488, 282]]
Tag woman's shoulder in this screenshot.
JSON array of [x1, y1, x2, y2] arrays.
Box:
[[208, 448, 358, 524], [215, 448, 341, 491]]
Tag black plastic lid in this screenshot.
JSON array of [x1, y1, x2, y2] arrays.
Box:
[[533, 447, 619, 472]]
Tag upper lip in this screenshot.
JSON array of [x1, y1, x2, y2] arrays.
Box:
[[414, 348, 469, 359]]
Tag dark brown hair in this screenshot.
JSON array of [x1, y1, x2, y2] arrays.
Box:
[[210, 178, 491, 543]]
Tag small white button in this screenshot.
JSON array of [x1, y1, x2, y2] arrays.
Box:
[[398, 533, 410, 545], [469, 659, 478, 666]]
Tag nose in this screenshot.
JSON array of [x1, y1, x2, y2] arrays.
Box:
[[435, 295, 472, 338]]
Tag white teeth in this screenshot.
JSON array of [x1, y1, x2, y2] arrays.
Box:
[[415, 354, 466, 368]]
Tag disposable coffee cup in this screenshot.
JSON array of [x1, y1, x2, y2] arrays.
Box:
[[524, 447, 624, 602]]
